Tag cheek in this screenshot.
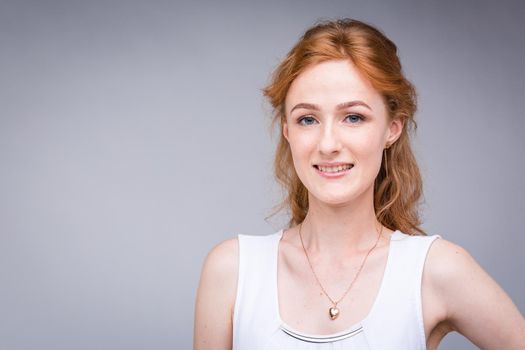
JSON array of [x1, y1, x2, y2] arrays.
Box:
[[346, 133, 384, 174], [288, 133, 313, 157], [347, 130, 383, 156], [288, 136, 316, 176]]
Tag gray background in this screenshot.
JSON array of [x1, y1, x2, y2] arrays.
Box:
[[1, 0, 523, 349]]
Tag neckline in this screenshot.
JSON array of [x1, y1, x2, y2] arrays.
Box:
[[274, 228, 399, 339]]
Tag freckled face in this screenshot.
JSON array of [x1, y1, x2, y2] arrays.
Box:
[[283, 59, 402, 206]]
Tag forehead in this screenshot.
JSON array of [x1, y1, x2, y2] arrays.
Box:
[[285, 59, 385, 113]]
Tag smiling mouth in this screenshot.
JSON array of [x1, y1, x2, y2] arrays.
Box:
[[313, 164, 354, 173]]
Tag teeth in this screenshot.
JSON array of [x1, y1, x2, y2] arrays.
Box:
[[318, 164, 353, 173]]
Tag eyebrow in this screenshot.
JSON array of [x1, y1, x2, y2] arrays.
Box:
[[289, 101, 372, 114]]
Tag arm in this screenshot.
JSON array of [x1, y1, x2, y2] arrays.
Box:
[[193, 237, 239, 350], [426, 238, 525, 349]]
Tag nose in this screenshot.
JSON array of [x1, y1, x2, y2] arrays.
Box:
[[318, 121, 342, 155]]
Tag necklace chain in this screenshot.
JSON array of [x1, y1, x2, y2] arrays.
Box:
[[298, 222, 383, 319]]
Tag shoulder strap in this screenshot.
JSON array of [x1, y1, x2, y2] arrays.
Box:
[[232, 231, 282, 349], [364, 232, 441, 349]]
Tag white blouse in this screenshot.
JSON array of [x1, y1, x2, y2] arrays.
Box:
[[232, 228, 441, 350]]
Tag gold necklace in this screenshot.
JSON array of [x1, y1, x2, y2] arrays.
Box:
[[298, 222, 383, 320]]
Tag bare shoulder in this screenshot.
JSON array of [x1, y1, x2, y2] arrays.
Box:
[[423, 236, 525, 349], [193, 236, 239, 350], [203, 236, 240, 278], [198, 236, 240, 313], [424, 237, 474, 284], [421, 237, 471, 318]]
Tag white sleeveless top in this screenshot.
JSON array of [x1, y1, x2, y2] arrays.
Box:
[[232, 229, 441, 350]]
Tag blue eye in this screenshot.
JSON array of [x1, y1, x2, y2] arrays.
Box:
[[298, 116, 317, 126], [345, 114, 364, 123]]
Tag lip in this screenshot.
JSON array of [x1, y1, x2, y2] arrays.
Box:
[[313, 164, 353, 179], [315, 162, 353, 167]]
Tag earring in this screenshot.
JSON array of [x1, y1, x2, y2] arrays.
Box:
[[383, 145, 389, 178]]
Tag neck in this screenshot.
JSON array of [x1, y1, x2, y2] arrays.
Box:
[[299, 188, 385, 258]]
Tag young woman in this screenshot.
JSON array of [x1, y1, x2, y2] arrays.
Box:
[[193, 18, 525, 349]]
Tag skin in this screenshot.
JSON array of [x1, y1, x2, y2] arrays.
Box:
[[193, 59, 525, 349]]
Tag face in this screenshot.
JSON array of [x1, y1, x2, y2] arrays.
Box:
[[283, 59, 403, 206]]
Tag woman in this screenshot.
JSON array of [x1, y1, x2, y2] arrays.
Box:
[[193, 18, 525, 349]]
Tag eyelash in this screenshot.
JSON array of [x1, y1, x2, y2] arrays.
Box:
[[297, 114, 365, 126]]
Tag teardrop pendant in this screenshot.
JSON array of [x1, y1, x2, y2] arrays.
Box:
[[329, 306, 340, 320]]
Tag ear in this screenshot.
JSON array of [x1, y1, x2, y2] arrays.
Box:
[[385, 117, 404, 147], [283, 121, 289, 142]]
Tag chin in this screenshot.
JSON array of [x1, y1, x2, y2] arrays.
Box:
[[312, 192, 355, 206]]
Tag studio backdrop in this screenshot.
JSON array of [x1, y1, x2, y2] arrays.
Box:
[[1, 0, 524, 349]]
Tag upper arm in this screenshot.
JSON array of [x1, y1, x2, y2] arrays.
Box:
[[426, 238, 525, 349], [193, 236, 239, 350]]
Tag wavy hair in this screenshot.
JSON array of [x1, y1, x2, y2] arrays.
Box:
[[263, 18, 426, 236]]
